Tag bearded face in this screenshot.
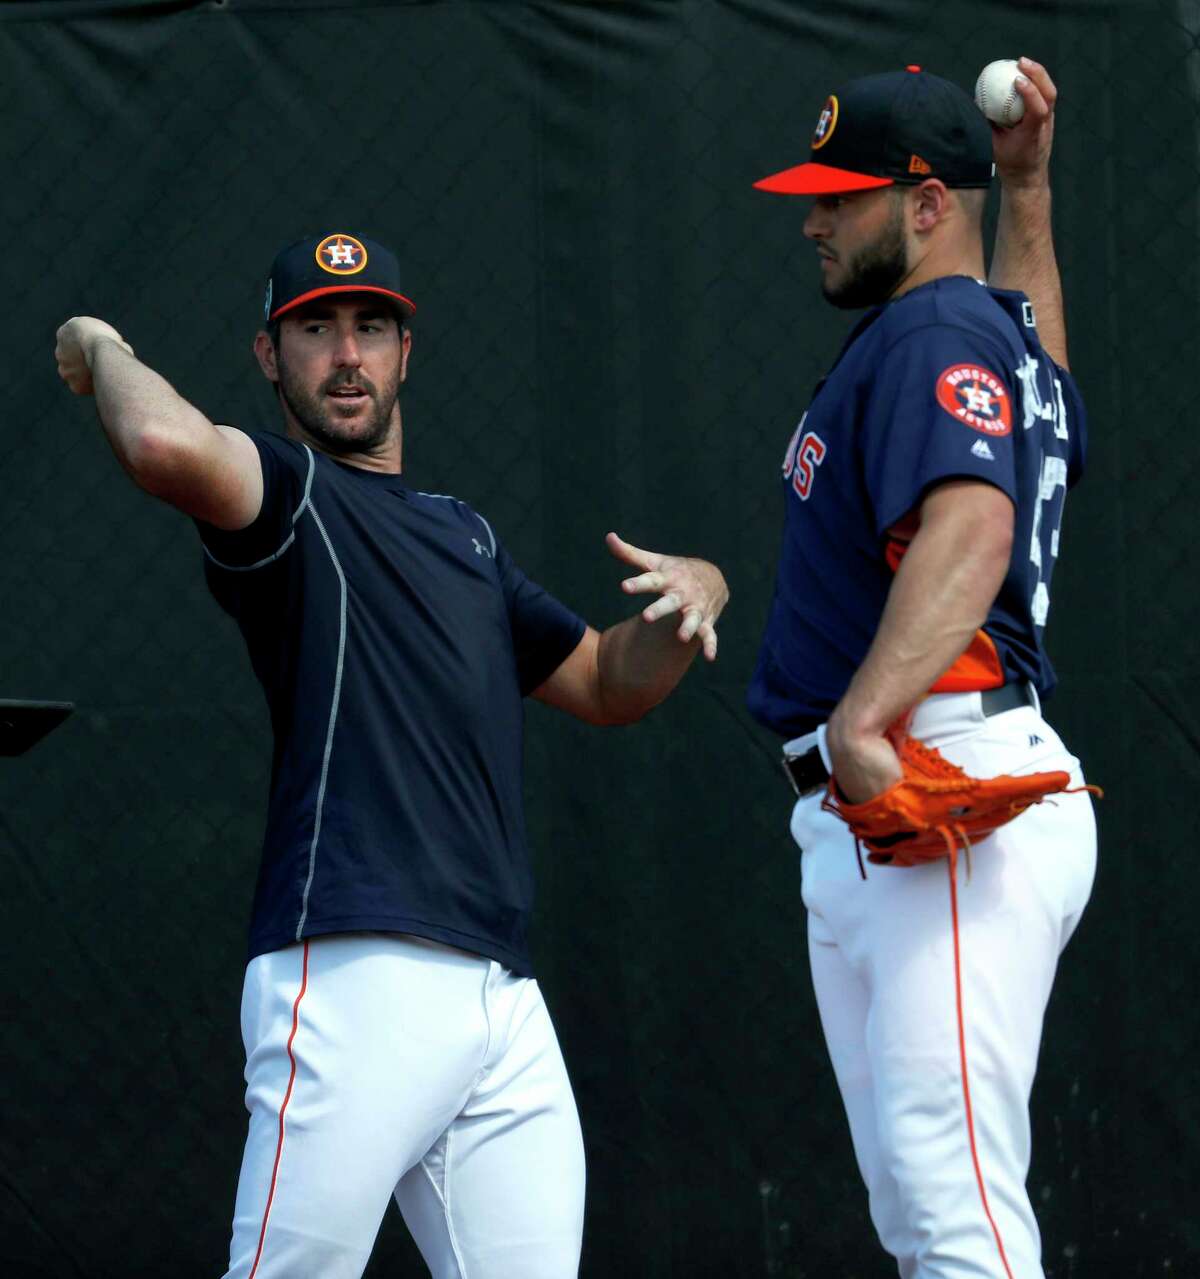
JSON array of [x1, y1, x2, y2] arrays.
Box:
[[275, 348, 402, 456], [268, 304, 407, 457], [816, 192, 910, 310]]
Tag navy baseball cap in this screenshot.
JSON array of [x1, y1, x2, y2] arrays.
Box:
[[264, 232, 416, 323], [755, 66, 994, 196]]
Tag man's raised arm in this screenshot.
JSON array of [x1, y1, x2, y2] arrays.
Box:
[[987, 57, 1069, 371], [55, 316, 262, 529]]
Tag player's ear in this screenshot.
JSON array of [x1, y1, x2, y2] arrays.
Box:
[[910, 179, 949, 232], [399, 325, 413, 384], [253, 330, 280, 384]]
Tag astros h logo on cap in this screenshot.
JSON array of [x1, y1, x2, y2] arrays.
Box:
[[265, 232, 416, 324], [316, 234, 368, 276], [812, 95, 839, 150]]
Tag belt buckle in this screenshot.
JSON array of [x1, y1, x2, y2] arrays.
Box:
[[781, 750, 826, 799]]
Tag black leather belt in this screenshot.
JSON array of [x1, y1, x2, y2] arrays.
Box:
[[781, 683, 1037, 798]]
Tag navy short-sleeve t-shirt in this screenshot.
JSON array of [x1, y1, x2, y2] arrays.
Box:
[[197, 431, 586, 975], [747, 276, 1087, 739]]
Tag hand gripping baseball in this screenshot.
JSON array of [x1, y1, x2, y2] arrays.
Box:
[[989, 56, 1057, 188], [55, 317, 134, 396], [607, 531, 729, 661]]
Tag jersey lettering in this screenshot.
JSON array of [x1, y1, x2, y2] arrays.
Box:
[[1029, 452, 1069, 627], [1015, 355, 1071, 443], [792, 432, 827, 500], [1051, 376, 1069, 441], [1019, 352, 1072, 628], [782, 413, 807, 480]]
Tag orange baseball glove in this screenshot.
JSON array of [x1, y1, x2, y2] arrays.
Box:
[[821, 732, 1094, 869]]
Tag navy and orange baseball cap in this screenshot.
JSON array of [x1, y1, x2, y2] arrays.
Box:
[[754, 67, 993, 196], [264, 232, 416, 323]]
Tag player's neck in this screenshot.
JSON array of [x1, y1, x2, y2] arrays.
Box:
[[890, 240, 986, 301]]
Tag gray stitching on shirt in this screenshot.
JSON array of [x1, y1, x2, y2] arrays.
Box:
[[474, 513, 497, 558], [203, 444, 316, 572], [295, 494, 347, 940], [418, 493, 496, 558]]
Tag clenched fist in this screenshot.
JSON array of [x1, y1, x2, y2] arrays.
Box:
[[55, 317, 133, 395]]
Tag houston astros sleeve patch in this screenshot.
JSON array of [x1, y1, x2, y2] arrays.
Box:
[[935, 364, 1013, 436]]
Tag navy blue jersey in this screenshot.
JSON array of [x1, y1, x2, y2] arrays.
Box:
[[197, 431, 586, 975], [748, 276, 1087, 739]]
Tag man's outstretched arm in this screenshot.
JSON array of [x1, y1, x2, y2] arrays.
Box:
[[55, 316, 262, 529], [987, 57, 1069, 370], [533, 532, 730, 726]]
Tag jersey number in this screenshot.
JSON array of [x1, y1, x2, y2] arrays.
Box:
[[1026, 367, 1071, 628], [783, 429, 827, 501]]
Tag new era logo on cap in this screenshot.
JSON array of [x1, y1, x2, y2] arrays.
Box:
[[264, 232, 415, 323]]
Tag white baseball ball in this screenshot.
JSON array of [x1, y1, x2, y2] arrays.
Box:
[[974, 59, 1026, 128]]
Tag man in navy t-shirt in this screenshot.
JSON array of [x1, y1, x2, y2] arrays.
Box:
[[55, 231, 728, 1279], [748, 63, 1096, 1276]]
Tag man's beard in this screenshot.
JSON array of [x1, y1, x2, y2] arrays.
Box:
[[276, 358, 401, 456], [822, 201, 909, 310]]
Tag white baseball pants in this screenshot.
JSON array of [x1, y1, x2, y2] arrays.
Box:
[[221, 933, 585, 1279], [788, 691, 1096, 1279]]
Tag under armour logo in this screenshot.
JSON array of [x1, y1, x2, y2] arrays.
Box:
[[1029, 734, 1044, 747], [472, 538, 492, 558]]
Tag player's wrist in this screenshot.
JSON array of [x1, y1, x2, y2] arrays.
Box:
[[997, 169, 1052, 196], [826, 703, 888, 754], [76, 320, 128, 369]]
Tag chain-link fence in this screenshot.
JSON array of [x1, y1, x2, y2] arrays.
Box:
[[0, 1, 1195, 1275]]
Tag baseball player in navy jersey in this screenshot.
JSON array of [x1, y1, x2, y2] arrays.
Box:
[[53, 231, 727, 1279], [748, 62, 1095, 1276]]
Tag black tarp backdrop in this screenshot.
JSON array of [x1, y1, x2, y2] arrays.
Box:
[[0, 0, 1195, 1275]]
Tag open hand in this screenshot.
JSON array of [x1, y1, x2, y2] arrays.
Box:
[[607, 531, 729, 661], [991, 57, 1056, 189], [55, 317, 133, 395]]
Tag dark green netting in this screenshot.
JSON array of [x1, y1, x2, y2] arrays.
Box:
[[0, 2, 1194, 1274]]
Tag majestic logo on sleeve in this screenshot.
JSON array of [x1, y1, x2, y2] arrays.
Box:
[[812, 95, 839, 150], [315, 234, 368, 276], [935, 364, 1013, 436]]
